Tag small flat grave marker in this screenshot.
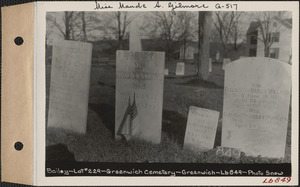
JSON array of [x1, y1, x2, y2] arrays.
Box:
[[176, 62, 185, 75], [47, 40, 92, 134], [184, 106, 220, 152], [116, 51, 165, 144]]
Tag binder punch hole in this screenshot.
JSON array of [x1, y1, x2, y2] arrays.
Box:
[[14, 36, 24, 46], [14, 141, 24, 151]]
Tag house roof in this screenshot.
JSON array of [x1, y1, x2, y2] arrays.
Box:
[[273, 16, 292, 29], [246, 21, 261, 35], [247, 16, 292, 35]]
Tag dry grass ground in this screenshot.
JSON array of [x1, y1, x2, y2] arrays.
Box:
[[46, 61, 291, 163]]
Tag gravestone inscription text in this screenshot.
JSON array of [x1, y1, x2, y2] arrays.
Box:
[[222, 57, 291, 158], [116, 51, 165, 143], [47, 40, 92, 134], [184, 106, 220, 151]]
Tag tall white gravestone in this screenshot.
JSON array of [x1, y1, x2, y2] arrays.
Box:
[[164, 69, 169, 75], [48, 40, 92, 134], [184, 106, 220, 152], [116, 51, 165, 143], [209, 58, 212, 73], [222, 57, 291, 158], [222, 58, 231, 70], [176, 62, 185, 75]]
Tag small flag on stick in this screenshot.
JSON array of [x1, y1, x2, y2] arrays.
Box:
[[116, 97, 131, 140], [130, 93, 141, 138], [116, 93, 141, 141]]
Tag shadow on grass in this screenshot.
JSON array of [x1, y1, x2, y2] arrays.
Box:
[[46, 143, 75, 162], [178, 78, 224, 89], [88, 103, 190, 147], [162, 110, 187, 146], [88, 103, 115, 135]]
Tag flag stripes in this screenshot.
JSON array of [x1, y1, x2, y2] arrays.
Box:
[[130, 99, 138, 121]]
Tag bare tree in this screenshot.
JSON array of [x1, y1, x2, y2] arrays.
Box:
[[46, 11, 81, 41], [254, 12, 285, 57], [102, 12, 136, 49], [177, 12, 196, 62], [47, 12, 105, 43], [213, 12, 240, 58], [229, 12, 246, 51], [145, 12, 182, 62]]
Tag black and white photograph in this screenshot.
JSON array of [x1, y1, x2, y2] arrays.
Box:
[[1, 1, 298, 186], [43, 4, 294, 180]]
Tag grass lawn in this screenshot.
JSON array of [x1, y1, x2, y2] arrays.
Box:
[[46, 61, 291, 163]]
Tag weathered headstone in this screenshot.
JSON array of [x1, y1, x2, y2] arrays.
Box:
[[184, 106, 220, 152], [48, 40, 92, 134], [222, 58, 231, 70], [176, 62, 185, 75], [222, 57, 291, 158], [116, 51, 165, 143], [209, 58, 212, 73], [164, 68, 169, 75]]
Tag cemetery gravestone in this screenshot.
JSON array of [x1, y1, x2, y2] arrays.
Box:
[[48, 40, 92, 134], [164, 68, 169, 76], [116, 51, 165, 143], [222, 58, 231, 70], [184, 106, 220, 151], [209, 58, 212, 73], [176, 62, 185, 75], [222, 57, 291, 158]]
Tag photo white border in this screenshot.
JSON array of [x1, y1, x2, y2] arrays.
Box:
[[35, 1, 299, 186]]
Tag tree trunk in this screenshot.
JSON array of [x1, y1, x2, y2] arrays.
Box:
[[65, 12, 71, 40], [197, 12, 212, 80], [117, 12, 122, 50], [166, 40, 171, 63], [183, 39, 186, 62], [81, 12, 87, 42], [197, 12, 202, 76], [264, 45, 270, 57], [200, 12, 212, 80]]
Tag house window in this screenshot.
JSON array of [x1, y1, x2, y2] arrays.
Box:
[[249, 48, 257, 57], [267, 32, 280, 43], [250, 35, 257, 45], [269, 48, 280, 59], [272, 32, 280, 42]]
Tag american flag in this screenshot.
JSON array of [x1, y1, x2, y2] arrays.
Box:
[[130, 97, 138, 121], [129, 93, 140, 138]]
